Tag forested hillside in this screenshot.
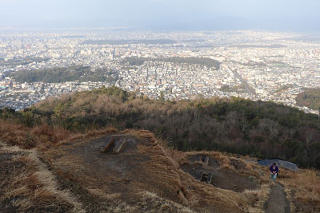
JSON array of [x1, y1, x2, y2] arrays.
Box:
[[296, 88, 320, 111], [11, 66, 118, 83], [1, 87, 320, 168]]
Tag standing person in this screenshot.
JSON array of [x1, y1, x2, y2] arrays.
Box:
[[269, 162, 279, 182]]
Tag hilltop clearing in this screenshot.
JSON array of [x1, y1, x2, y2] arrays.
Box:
[[0, 128, 319, 212], [40, 130, 246, 212]]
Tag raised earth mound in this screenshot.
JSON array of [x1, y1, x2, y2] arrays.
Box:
[[39, 130, 247, 212], [1, 129, 320, 212]]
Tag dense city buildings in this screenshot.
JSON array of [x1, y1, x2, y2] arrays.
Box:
[[0, 30, 319, 113]]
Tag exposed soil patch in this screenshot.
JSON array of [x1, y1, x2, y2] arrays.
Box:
[[42, 134, 193, 212], [102, 135, 140, 153], [230, 158, 247, 170], [181, 162, 259, 192], [187, 154, 220, 168], [42, 132, 246, 212], [181, 163, 208, 180], [66, 135, 151, 180], [264, 183, 290, 213], [211, 168, 259, 192]]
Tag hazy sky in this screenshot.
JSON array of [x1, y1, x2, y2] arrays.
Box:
[[1, 0, 320, 31]]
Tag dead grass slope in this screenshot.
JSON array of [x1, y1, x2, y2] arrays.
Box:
[[0, 142, 84, 213]]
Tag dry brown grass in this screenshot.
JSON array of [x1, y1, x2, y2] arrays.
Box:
[[243, 184, 270, 213], [279, 169, 320, 207], [0, 119, 71, 149], [85, 126, 118, 138], [0, 120, 35, 148], [180, 150, 230, 164], [120, 130, 249, 212], [0, 119, 119, 151], [118, 131, 265, 211], [31, 124, 70, 143], [180, 150, 259, 175], [0, 142, 84, 213], [139, 191, 195, 213], [2, 117, 319, 212]]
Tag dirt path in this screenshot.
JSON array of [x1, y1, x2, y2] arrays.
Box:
[[265, 183, 290, 213]]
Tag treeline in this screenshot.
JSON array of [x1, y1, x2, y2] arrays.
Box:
[[1, 87, 320, 168], [11, 66, 118, 83], [0, 57, 49, 67], [123, 56, 221, 69], [296, 88, 320, 111]]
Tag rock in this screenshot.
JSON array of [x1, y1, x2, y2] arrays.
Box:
[[101, 135, 139, 154], [258, 159, 298, 171]]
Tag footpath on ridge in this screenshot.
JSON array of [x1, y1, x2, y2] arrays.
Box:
[[265, 183, 290, 213]]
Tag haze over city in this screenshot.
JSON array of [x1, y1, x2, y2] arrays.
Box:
[[1, 0, 320, 32]]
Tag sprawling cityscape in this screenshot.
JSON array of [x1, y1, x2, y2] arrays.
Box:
[[0, 30, 319, 113]]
